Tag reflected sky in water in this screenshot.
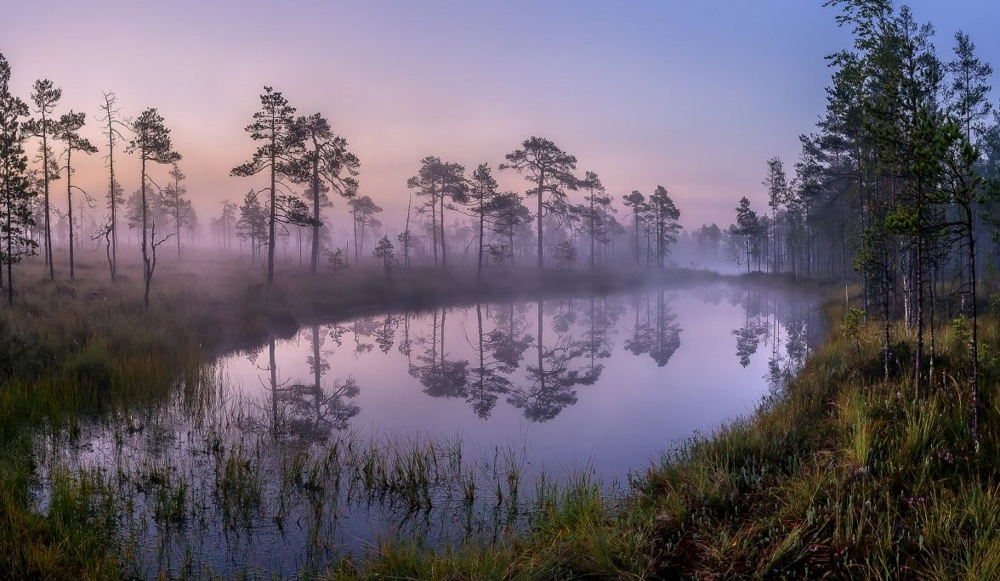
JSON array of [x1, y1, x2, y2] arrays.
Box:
[[34, 282, 822, 577], [227, 282, 821, 481]]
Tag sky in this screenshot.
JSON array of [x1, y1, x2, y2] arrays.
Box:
[[2, 0, 999, 235]]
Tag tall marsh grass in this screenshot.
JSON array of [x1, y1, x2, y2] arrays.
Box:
[[12, 251, 1000, 578]]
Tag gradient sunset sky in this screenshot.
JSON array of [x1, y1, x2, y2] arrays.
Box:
[[2, 1, 998, 233]]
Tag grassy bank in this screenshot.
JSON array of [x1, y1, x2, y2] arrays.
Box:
[[0, 254, 721, 423], [5, 251, 995, 579], [0, 252, 725, 578], [323, 301, 1000, 579]]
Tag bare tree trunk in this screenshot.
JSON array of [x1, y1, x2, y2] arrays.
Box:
[[266, 114, 277, 285], [440, 193, 447, 268], [914, 235, 924, 399], [431, 192, 438, 266], [311, 154, 321, 275], [536, 170, 545, 269], [590, 192, 596, 270], [141, 155, 150, 311], [67, 148, 75, 280], [635, 209, 641, 267], [967, 206, 980, 447], [477, 199, 484, 280], [537, 297, 545, 390], [5, 206, 12, 306]]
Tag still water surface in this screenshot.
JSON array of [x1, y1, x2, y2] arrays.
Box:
[[35, 282, 822, 577]]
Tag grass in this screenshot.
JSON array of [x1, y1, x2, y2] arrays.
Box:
[[310, 296, 1000, 579], [7, 247, 1000, 578], [1, 249, 728, 578]]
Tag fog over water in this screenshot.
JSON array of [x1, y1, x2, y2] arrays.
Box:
[[33, 281, 822, 577]]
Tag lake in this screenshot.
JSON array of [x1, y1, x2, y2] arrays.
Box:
[[32, 281, 823, 578]]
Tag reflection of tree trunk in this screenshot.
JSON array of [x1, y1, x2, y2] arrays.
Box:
[[404, 313, 412, 366], [656, 291, 663, 353], [537, 298, 545, 391], [440, 194, 448, 267], [313, 325, 322, 435], [431, 310, 440, 376], [590, 297, 597, 372], [478, 303, 485, 392], [270, 337, 278, 440], [441, 309, 447, 369]]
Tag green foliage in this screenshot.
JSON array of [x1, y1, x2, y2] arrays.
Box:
[[0, 52, 37, 305], [63, 343, 113, 390], [952, 314, 972, 351], [843, 306, 865, 358]]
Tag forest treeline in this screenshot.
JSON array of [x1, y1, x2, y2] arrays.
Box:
[[2, 3, 1000, 415], [0, 54, 695, 310], [734, 0, 1000, 445]]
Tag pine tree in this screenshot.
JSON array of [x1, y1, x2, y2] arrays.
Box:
[[295, 113, 359, 275], [55, 110, 98, 279], [468, 163, 500, 279], [231, 87, 305, 284], [623, 190, 646, 267], [125, 108, 181, 310], [406, 156, 466, 267], [648, 185, 681, 268], [24, 79, 61, 280], [500, 137, 579, 268], [0, 53, 37, 306]]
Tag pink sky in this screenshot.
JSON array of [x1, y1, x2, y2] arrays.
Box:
[[2, 1, 997, 235]]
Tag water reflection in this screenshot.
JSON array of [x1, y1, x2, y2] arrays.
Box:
[[727, 287, 819, 389], [255, 328, 362, 442], [250, 287, 822, 424], [33, 282, 825, 579], [625, 291, 682, 367], [281, 326, 361, 441], [410, 308, 471, 399]]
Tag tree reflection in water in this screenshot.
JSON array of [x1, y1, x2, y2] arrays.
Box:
[[732, 289, 769, 368], [507, 297, 604, 422], [259, 326, 362, 442], [264, 285, 822, 425], [465, 304, 514, 418], [625, 290, 682, 367], [409, 308, 469, 399]]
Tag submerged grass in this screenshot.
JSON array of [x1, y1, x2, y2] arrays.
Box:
[[315, 297, 1000, 579], [9, 250, 1000, 578], [0, 252, 723, 579]]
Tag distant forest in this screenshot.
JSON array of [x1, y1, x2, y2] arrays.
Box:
[[2, 3, 1000, 379]]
